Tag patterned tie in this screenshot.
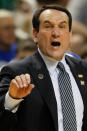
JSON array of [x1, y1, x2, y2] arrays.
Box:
[[57, 62, 77, 131]]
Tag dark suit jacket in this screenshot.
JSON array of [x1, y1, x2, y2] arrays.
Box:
[[0, 51, 87, 131]]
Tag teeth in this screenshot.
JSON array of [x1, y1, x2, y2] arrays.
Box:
[[51, 42, 60, 46]]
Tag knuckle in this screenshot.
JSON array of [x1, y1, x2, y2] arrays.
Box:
[[25, 74, 30, 77], [15, 75, 20, 79], [11, 79, 16, 83], [20, 74, 24, 77]]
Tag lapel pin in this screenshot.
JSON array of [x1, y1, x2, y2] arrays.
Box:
[[80, 80, 85, 86], [78, 74, 83, 78], [38, 74, 44, 79]]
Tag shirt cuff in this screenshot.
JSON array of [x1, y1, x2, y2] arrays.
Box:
[[4, 92, 23, 112]]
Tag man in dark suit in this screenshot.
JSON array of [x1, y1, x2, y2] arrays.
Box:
[[0, 5, 87, 131]]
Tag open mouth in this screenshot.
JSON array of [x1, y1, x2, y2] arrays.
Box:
[[51, 42, 61, 47]]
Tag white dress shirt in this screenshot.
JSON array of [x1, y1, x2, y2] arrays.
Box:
[[5, 49, 84, 131]]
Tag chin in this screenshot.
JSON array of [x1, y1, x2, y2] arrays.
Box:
[[52, 53, 64, 60]]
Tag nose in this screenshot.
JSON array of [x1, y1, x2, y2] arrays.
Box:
[[51, 28, 60, 38]]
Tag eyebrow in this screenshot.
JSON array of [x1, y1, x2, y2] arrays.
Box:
[[60, 21, 67, 24], [43, 20, 52, 24]]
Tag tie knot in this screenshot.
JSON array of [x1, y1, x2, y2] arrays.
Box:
[[57, 62, 65, 72]]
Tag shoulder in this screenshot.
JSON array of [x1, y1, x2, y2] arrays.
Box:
[[0, 51, 45, 77], [65, 55, 87, 70]]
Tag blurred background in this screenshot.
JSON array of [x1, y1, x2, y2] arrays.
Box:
[[0, 0, 87, 68]]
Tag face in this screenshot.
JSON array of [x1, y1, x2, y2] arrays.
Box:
[[0, 17, 15, 46], [33, 9, 72, 60]]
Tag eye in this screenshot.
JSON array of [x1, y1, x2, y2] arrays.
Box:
[[59, 24, 66, 29], [45, 24, 53, 28]]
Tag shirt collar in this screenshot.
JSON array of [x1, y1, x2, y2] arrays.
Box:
[[38, 48, 66, 75]]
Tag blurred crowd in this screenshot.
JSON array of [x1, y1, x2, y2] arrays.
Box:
[[0, 0, 87, 68]]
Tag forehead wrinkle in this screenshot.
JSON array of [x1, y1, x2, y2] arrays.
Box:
[[42, 20, 68, 27]]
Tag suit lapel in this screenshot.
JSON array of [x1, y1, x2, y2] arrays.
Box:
[[65, 55, 87, 104], [29, 51, 58, 131]]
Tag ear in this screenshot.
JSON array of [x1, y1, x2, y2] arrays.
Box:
[[33, 28, 38, 44]]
